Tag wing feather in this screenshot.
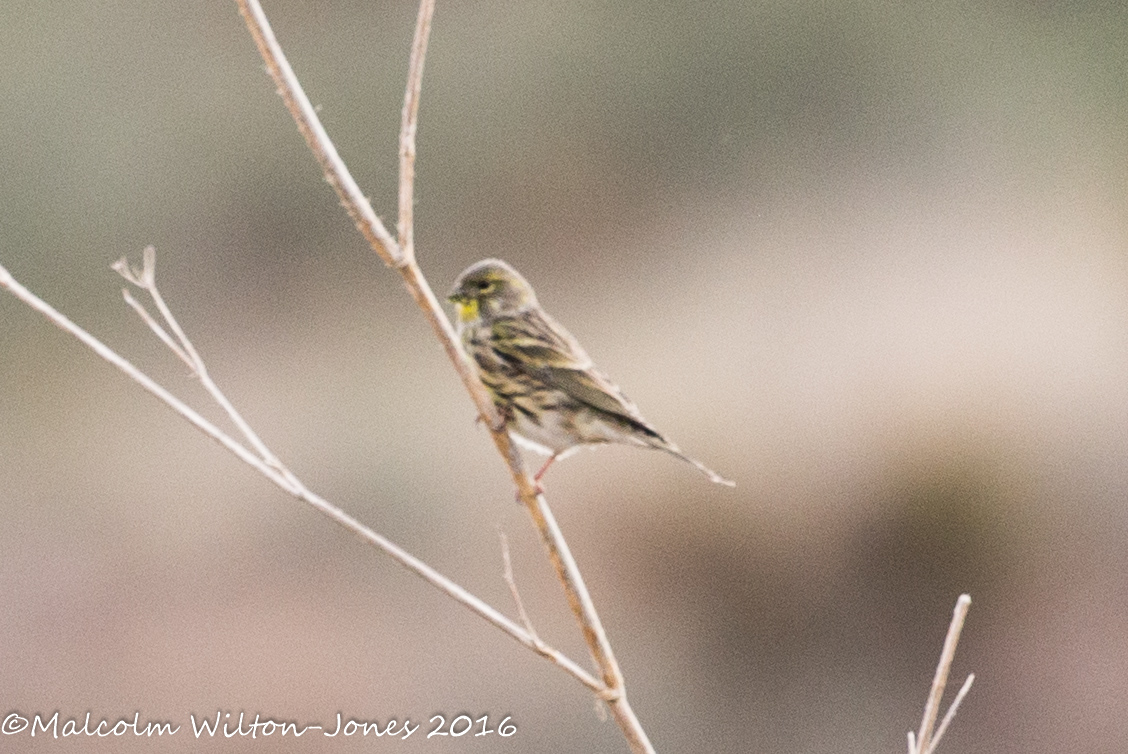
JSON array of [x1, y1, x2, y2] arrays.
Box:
[[490, 310, 659, 435]]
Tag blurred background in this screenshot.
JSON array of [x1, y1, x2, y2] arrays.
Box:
[[1, 0, 1126, 751]]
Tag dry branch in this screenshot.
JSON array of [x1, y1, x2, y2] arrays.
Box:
[[1, 5, 982, 754], [234, 0, 653, 750], [909, 594, 975, 754], [0, 255, 602, 695]]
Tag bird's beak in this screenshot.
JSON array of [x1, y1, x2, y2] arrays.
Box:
[[449, 294, 479, 322]]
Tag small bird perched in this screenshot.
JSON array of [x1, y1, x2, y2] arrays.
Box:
[[448, 258, 733, 487]]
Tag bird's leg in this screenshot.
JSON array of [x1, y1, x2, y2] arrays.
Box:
[[533, 454, 557, 483], [515, 453, 557, 503], [531, 453, 559, 495]]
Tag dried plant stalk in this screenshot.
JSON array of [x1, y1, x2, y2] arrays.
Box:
[[909, 594, 975, 754], [234, 0, 652, 750]]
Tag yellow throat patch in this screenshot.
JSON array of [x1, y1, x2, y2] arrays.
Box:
[[455, 298, 480, 322]]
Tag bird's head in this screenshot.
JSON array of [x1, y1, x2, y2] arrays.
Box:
[[448, 259, 537, 323]]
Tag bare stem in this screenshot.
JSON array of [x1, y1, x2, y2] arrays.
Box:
[[499, 531, 539, 641], [1, 262, 281, 488], [910, 594, 974, 754], [0, 256, 604, 694], [927, 673, 975, 754], [234, 1, 652, 750], [114, 246, 302, 488], [397, 0, 434, 265], [235, 0, 400, 265], [120, 289, 194, 369]]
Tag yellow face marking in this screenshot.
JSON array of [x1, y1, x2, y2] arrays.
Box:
[[456, 298, 480, 322]]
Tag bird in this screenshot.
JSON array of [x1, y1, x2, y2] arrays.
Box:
[[448, 258, 733, 488]]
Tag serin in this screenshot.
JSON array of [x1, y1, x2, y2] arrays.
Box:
[[448, 259, 733, 488]]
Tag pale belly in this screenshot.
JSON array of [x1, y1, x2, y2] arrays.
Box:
[[508, 403, 643, 456]]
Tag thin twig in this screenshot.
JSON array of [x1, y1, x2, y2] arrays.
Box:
[[235, 0, 400, 266], [120, 289, 194, 369], [243, 0, 500, 437], [0, 257, 602, 695], [911, 594, 973, 754], [926, 673, 975, 754], [495, 529, 629, 699], [397, 0, 434, 266], [236, 0, 492, 425], [114, 246, 302, 489], [234, 2, 652, 751], [499, 531, 539, 641], [130, 246, 207, 368], [0, 262, 281, 488]]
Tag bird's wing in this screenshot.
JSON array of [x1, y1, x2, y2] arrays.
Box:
[[543, 366, 653, 426], [491, 311, 657, 433], [489, 310, 592, 370]]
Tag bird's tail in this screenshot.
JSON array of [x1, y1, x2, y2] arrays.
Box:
[[657, 442, 735, 487]]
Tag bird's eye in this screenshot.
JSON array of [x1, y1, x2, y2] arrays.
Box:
[[476, 280, 492, 291]]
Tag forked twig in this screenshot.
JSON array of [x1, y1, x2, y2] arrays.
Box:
[[499, 531, 540, 643], [0, 3, 986, 752], [909, 594, 975, 754], [234, 1, 652, 751], [4, 1, 651, 747], [120, 288, 193, 369], [928, 672, 975, 753], [0, 263, 280, 488], [0, 255, 603, 696], [236, 0, 399, 265], [114, 246, 301, 490]]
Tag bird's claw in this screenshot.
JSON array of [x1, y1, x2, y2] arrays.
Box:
[[514, 480, 545, 505], [473, 412, 507, 433]]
